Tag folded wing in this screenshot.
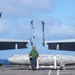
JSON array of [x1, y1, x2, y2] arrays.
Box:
[[0, 39, 30, 50], [46, 39, 75, 51]]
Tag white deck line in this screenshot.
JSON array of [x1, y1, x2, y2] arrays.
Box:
[[48, 70, 51, 75]]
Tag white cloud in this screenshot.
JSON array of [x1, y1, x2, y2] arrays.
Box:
[[0, 19, 10, 33], [0, 0, 52, 19], [0, 19, 31, 39], [0, 0, 75, 41], [0, 0, 52, 39], [45, 21, 75, 40]]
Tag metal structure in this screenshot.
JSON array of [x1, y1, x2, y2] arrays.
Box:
[[0, 12, 2, 18], [30, 20, 34, 46], [41, 21, 45, 46]]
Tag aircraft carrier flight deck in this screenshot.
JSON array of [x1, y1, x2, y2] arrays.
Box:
[[0, 65, 75, 75]]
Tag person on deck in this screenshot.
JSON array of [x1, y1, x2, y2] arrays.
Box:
[[29, 46, 39, 70]]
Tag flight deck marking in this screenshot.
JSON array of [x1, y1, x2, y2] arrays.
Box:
[[48, 70, 51, 75], [48, 70, 59, 75], [57, 70, 59, 75]]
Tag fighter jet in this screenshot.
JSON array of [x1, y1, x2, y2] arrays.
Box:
[[0, 38, 75, 69]]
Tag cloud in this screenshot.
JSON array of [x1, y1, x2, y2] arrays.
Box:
[[0, 19, 10, 33], [0, 0, 52, 39], [0, 0, 52, 19], [0, 15, 75, 41], [45, 20, 75, 40], [0, 0, 75, 41], [0, 19, 31, 39]]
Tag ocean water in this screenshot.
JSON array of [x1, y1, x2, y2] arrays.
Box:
[[0, 59, 11, 65]]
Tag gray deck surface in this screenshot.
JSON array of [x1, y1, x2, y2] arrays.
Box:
[[0, 65, 75, 75]]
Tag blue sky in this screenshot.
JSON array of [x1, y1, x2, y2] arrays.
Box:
[[0, 0, 75, 59]]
